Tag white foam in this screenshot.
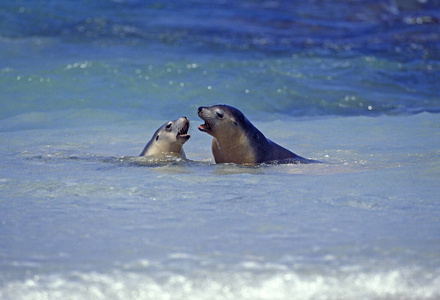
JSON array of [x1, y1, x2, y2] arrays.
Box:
[[1, 268, 439, 300]]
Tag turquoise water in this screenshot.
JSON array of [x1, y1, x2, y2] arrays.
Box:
[[1, 1, 440, 299]]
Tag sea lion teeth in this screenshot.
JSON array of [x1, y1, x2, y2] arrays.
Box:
[[198, 122, 211, 132], [177, 120, 190, 139]]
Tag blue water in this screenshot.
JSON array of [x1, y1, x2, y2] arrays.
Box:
[[1, 1, 440, 299]]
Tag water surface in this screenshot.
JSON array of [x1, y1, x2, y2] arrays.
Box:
[[1, 0, 440, 299]]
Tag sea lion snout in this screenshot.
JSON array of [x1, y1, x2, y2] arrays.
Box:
[[176, 117, 190, 140], [197, 106, 213, 133]]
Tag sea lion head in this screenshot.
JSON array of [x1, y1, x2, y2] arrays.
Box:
[[140, 116, 190, 157], [197, 105, 246, 138], [157, 116, 191, 146], [197, 104, 260, 164]]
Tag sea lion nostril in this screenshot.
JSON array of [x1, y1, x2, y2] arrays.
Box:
[[197, 107, 203, 113]]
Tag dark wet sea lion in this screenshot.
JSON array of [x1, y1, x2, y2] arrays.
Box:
[[198, 105, 316, 165]]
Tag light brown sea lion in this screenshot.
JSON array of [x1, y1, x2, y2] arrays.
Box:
[[140, 117, 190, 158]]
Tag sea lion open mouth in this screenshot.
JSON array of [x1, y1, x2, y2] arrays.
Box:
[[198, 121, 212, 132], [197, 106, 213, 132], [177, 119, 190, 139]]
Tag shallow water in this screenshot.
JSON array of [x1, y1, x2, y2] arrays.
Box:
[[2, 114, 439, 299], [1, 0, 440, 299]]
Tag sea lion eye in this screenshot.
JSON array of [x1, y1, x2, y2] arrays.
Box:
[[165, 123, 172, 130], [216, 111, 224, 119]]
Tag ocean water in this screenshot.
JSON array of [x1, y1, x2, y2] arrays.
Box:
[[1, 0, 440, 299]]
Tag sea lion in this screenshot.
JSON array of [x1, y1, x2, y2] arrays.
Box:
[[140, 116, 190, 158], [197, 105, 314, 165]]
